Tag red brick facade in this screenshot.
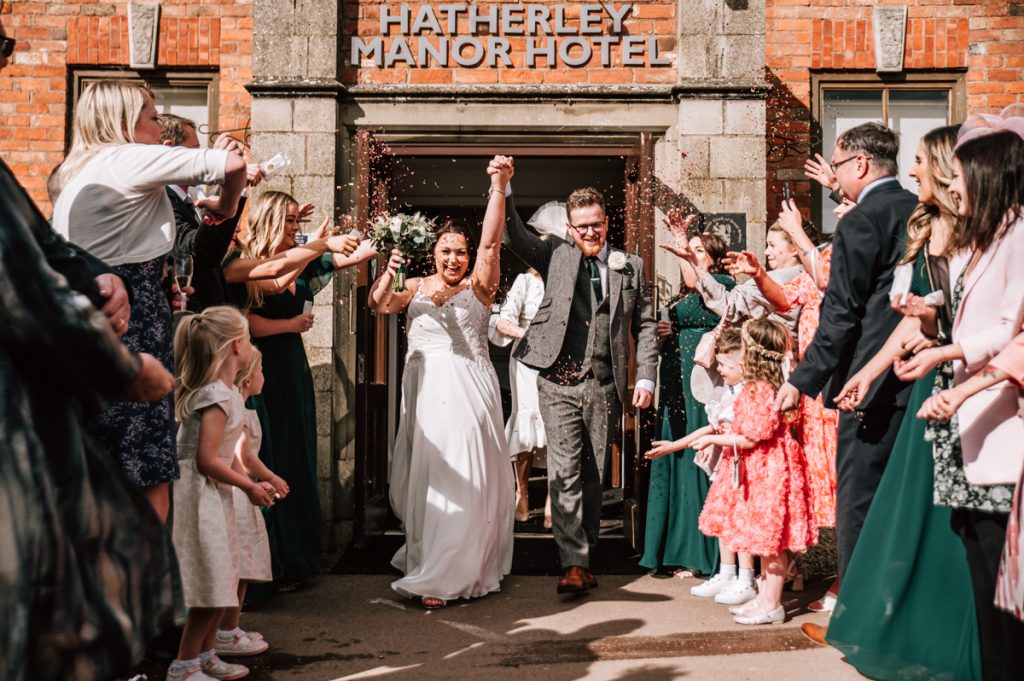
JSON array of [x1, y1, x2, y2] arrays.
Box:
[[766, 0, 1024, 221], [1, 1, 252, 213]]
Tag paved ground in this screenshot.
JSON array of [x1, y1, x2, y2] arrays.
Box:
[[140, 573, 864, 681]]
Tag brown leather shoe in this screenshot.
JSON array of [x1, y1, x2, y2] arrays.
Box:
[[557, 566, 592, 594], [800, 622, 829, 646]]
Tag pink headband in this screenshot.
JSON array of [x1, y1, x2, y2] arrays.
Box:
[[955, 104, 1024, 150]]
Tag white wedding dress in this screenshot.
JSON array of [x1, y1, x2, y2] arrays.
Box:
[[389, 286, 514, 601]]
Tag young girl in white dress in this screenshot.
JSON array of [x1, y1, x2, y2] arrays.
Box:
[[368, 157, 516, 609], [213, 350, 290, 658], [169, 307, 275, 681]]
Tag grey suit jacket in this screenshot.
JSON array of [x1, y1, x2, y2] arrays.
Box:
[[502, 195, 659, 404]]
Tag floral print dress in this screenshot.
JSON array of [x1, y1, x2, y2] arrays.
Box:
[[699, 381, 818, 556], [926, 269, 1015, 513], [782, 245, 838, 527]]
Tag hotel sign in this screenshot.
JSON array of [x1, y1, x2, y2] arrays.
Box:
[[350, 3, 671, 69]]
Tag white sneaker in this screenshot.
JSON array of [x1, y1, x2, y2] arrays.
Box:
[[714, 579, 758, 605], [215, 631, 269, 657], [201, 655, 250, 680], [166, 664, 217, 681], [734, 603, 786, 625], [690, 573, 736, 598]]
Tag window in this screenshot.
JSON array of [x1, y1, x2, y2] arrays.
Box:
[[812, 74, 966, 233], [69, 70, 217, 148]]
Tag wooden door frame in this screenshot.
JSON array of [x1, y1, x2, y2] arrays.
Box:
[[351, 129, 661, 550]]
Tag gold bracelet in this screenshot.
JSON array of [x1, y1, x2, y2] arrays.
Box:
[[489, 187, 506, 196]]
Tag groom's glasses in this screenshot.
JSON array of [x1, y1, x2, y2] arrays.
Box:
[[569, 221, 607, 235]]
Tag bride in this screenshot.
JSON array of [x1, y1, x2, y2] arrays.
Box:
[[368, 156, 515, 609]]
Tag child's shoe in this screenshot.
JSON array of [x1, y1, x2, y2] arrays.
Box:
[[200, 654, 250, 680], [714, 579, 758, 605], [166, 662, 217, 681], [215, 631, 269, 657], [689, 572, 735, 598], [734, 603, 786, 625]]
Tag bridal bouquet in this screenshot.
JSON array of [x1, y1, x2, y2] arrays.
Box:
[[368, 212, 437, 291]]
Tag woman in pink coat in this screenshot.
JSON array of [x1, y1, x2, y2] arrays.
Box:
[[898, 127, 1024, 681]]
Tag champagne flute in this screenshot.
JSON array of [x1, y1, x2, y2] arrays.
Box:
[[174, 254, 194, 310]]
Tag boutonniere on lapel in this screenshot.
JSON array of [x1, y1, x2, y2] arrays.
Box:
[[607, 251, 628, 271]]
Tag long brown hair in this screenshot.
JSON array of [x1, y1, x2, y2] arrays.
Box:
[[740, 319, 790, 390], [950, 131, 1024, 255], [902, 125, 959, 264]]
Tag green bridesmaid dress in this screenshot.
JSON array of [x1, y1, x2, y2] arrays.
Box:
[[250, 254, 336, 585], [826, 250, 982, 681], [640, 274, 735, 574]]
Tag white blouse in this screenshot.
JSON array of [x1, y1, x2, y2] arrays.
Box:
[[53, 144, 228, 266]]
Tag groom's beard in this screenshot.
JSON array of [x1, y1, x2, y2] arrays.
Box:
[[576, 239, 604, 257]]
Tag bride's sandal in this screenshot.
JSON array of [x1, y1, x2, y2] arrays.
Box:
[[421, 597, 446, 609]]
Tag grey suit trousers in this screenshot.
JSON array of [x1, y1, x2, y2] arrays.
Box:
[[537, 375, 621, 570]]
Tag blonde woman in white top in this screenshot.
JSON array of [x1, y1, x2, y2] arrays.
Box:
[[52, 80, 246, 522]]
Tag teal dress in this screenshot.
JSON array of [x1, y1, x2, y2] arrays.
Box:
[[640, 274, 735, 574], [827, 250, 982, 681], [250, 254, 335, 584]]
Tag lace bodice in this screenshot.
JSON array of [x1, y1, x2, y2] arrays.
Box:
[[406, 286, 495, 373]]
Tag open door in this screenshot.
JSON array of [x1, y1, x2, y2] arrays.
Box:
[[353, 130, 393, 547], [620, 132, 658, 553]]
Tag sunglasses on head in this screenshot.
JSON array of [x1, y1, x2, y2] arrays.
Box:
[[0, 37, 15, 58]]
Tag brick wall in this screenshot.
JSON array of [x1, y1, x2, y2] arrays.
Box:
[[342, 0, 677, 86], [765, 0, 1024, 222], [0, 1, 253, 213]]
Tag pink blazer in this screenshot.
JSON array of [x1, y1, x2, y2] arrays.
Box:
[[990, 325, 1024, 388], [950, 215, 1024, 486]]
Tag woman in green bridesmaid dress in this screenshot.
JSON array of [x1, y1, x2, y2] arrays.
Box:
[[640, 232, 733, 576], [826, 126, 981, 681]]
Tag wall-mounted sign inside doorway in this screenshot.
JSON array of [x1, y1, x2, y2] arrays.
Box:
[[349, 3, 671, 69]]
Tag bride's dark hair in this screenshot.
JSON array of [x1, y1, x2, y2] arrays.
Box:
[[433, 218, 477, 272]]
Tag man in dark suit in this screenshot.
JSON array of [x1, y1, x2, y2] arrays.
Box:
[[773, 123, 918, 642], [158, 114, 253, 312], [494, 157, 660, 594]]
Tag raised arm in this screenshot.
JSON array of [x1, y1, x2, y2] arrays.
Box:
[[473, 155, 514, 303], [726, 250, 791, 312], [493, 162, 552, 273]]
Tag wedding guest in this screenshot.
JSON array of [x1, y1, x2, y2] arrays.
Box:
[[215, 349, 287, 657], [639, 230, 733, 580], [494, 267, 551, 525], [238, 191, 374, 591], [696, 320, 817, 625], [774, 124, 918, 614], [822, 125, 982, 680], [727, 203, 838, 611], [919, 322, 1024, 624], [895, 127, 1024, 680], [51, 80, 247, 522], [158, 113, 261, 312], [169, 307, 274, 681], [647, 329, 759, 606], [0, 154, 180, 681]]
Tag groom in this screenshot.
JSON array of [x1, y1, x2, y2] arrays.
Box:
[[490, 156, 659, 594]]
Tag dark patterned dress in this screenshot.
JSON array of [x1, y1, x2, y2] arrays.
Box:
[[89, 254, 179, 487]]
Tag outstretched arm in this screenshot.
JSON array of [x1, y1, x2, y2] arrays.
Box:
[[726, 250, 791, 312], [473, 155, 514, 303], [368, 251, 418, 314]]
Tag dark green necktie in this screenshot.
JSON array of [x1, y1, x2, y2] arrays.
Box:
[[586, 257, 603, 304]]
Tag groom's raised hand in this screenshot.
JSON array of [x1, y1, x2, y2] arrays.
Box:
[[487, 155, 514, 185], [632, 386, 653, 409]]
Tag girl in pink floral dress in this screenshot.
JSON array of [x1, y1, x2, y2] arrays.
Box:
[[696, 319, 817, 625]]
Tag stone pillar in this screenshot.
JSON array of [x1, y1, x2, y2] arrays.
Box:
[[249, 0, 355, 563], [654, 0, 767, 297]]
